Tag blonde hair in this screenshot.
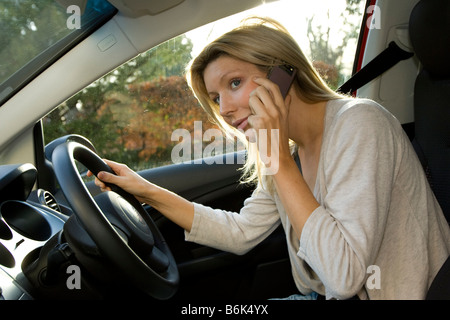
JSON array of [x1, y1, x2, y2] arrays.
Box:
[[186, 17, 343, 189]]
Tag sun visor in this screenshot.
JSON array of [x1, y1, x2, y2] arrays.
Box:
[[107, 0, 185, 17]]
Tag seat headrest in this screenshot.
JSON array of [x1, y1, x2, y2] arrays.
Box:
[[409, 0, 450, 78]]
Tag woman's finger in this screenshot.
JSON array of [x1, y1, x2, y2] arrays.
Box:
[[253, 77, 289, 118]]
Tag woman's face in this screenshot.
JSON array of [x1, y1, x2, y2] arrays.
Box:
[[203, 55, 266, 133]]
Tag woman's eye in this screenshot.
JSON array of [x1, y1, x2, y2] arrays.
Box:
[[213, 96, 220, 105], [230, 79, 241, 89]]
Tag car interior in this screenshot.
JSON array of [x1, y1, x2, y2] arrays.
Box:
[[0, 0, 449, 301]]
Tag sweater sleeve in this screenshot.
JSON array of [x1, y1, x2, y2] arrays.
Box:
[[185, 186, 281, 255], [298, 102, 400, 299]]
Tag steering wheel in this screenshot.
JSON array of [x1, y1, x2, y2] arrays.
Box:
[[51, 141, 179, 299]]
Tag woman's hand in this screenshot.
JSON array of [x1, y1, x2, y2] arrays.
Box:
[[87, 159, 195, 231], [247, 77, 292, 174], [87, 159, 153, 204]]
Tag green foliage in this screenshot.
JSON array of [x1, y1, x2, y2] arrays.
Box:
[[43, 34, 199, 170], [307, 0, 364, 88], [0, 0, 70, 83]]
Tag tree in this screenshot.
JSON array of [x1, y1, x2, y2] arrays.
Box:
[[97, 76, 216, 168], [307, 0, 364, 89], [0, 0, 70, 84], [44, 34, 198, 169], [99, 36, 193, 94]]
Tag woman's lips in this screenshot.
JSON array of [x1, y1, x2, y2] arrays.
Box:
[[232, 117, 249, 131]]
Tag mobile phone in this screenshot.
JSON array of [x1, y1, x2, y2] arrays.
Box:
[[267, 64, 297, 98]]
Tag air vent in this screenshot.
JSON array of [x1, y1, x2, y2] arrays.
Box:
[[40, 191, 61, 213]]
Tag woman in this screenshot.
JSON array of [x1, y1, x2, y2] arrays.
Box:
[[91, 17, 450, 299]]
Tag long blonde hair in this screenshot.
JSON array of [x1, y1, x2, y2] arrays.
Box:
[[186, 17, 343, 189]]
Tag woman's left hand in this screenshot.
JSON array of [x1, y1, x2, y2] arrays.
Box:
[[247, 77, 292, 173]]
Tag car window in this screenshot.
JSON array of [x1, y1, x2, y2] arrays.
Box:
[[43, 0, 366, 172], [0, 0, 116, 105]]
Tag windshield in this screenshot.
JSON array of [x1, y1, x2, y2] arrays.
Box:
[[0, 0, 116, 105]]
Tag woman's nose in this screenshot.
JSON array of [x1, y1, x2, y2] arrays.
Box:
[[219, 94, 236, 118]]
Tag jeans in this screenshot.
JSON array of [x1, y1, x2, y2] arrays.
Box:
[[270, 292, 319, 300]]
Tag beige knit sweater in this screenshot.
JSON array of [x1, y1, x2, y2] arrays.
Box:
[[186, 98, 450, 299]]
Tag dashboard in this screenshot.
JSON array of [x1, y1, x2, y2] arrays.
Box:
[[0, 163, 67, 299]]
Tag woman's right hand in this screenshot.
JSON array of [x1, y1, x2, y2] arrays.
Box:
[[88, 159, 195, 232], [87, 159, 153, 204]]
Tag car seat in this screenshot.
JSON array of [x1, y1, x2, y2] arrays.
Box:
[[409, 0, 450, 299]]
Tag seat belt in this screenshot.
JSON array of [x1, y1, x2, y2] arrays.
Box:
[[338, 41, 414, 94]]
